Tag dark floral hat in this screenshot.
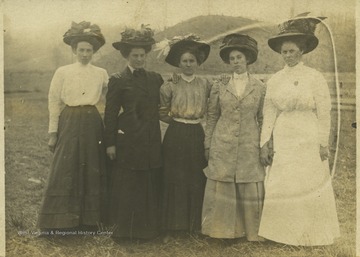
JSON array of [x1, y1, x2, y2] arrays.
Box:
[[219, 33, 258, 64], [268, 12, 326, 54], [112, 24, 156, 51], [63, 21, 105, 52], [156, 34, 210, 67]]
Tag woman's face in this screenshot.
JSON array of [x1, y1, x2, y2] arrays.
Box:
[[73, 41, 94, 65], [229, 50, 247, 74], [281, 41, 303, 67], [127, 48, 146, 69], [179, 52, 198, 76]]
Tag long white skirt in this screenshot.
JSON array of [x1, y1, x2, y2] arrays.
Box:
[[258, 111, 340, 246]]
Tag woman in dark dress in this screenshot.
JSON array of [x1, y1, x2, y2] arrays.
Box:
[[104, 25, 164, 240], [38, 21, 108, 231], [158, 35, 211, 237]]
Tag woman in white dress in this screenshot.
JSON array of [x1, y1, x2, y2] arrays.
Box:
[[259, 15, 340, 246]]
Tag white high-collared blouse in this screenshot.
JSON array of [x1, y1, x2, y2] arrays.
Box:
[[260, 62, 331, 147], [48, 62, 108, 133]]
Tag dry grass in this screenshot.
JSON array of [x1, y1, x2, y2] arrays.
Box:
[[5, 89, 356, 257]]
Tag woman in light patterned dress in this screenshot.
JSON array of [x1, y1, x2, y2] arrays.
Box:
[[159, 35, 211, 237], [201, 34, 266, 241]]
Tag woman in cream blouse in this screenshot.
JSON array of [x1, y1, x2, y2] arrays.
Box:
[[37, 21, 108, 231]]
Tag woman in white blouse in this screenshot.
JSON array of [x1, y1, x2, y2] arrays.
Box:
[[37, 21, 108, 231], [258, 15, 340, 246]]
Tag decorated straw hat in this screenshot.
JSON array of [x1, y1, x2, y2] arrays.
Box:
[[268, 12, 326, 54], [219, 33, 258, 64], [161, 34, 210, 67], [112, 24, 155, 52], [63, 21, 105, 52]]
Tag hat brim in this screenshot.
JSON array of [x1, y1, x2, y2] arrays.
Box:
[[268, 33, 318, 54], [219, 45, 258, 65], [63, 35, 105, 51], [112, 40, 155, 51], [165, 40, 210, 67]]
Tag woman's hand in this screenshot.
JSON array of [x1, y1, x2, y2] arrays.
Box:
[[48, 132, 58, 153], [204, 148, 210, 161], [110, 72, 122, 79], [320, 145, 329, 161], [219, 73, 230, 85], [260, 141, 274, 167], [107, 146, 116, 160], [171, 72, 181, 84]]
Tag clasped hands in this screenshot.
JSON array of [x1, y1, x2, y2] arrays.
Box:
[[106, 146, 116, 160], [260, 140, 274, 167], [259, 141, 329, 166], [319, 145, 329, 161]]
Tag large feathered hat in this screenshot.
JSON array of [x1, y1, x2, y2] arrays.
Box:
[[112, 24, 155, 51], [268, 12, 326, 54], [63, 21, 105, 52]]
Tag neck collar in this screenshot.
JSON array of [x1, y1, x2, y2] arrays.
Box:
[[76, 61, 91, 67], [181, 73, 195, 83], [233, 71, 248, 80], [284, 62, 304, 70]]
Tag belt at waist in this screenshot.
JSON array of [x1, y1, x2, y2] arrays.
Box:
[[65, 104, 95, 108], [173, 117, 202, 124]]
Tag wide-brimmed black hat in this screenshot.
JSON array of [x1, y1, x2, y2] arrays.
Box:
[[268, 13, 326, 54], [165, 34, 210, 67], [63, 21, 105, 52], [219, 34, 258, 65], [112, 24, 155, 53]]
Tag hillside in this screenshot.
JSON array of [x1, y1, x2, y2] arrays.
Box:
[[4, 15, 355, 74], [96, 15, 277, 75], [96, 15, 355, 75]]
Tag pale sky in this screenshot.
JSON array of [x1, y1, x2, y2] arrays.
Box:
[[4, 0, 355, 34]]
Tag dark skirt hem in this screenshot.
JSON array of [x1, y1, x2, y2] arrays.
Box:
[[38, 105, 107, 229], [107, 167, 162, 240]]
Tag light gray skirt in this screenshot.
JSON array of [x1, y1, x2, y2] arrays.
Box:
[[201, 179, 264, 241]]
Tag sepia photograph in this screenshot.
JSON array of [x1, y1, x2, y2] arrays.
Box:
[[2, 0, 356, 256]]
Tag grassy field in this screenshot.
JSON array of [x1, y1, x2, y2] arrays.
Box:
[[4, 81, 356, 256]]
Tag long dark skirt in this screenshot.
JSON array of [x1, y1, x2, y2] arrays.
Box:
[[108, 167, 162, 239], [162, 121, 207, 232], [38, 105, 107, 229]]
